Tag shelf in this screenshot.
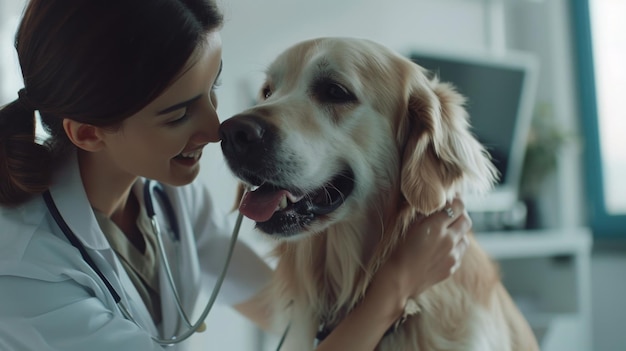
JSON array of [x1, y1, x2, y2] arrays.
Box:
[[475, 227, 592, 259]]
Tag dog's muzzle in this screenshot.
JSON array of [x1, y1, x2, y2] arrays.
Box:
[[219, 114, 355, 237]]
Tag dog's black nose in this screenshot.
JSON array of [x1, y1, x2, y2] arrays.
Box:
[[219, 114, 278, 184], [219, 115, 264, 155], [219, 114, 268, 157]]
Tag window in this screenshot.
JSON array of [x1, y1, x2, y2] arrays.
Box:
[[572, 0, 626, 237]]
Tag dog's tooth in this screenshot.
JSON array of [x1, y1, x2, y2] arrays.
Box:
[[287, 193, 304, 203], [278, 195, 288, 210]]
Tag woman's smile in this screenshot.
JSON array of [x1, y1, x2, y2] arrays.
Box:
[[173, 147, 204, 167]]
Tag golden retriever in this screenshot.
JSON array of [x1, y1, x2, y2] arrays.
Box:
[[219, 37, 539, 351]]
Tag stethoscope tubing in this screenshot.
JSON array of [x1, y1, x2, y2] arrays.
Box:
[[145, 180, 193, 328], [154, 208, 243, 345], [43, 180, 243, 346], [151, 216, 193, 328]]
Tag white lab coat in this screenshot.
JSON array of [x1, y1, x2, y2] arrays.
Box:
[[0, 153, 272, 351]]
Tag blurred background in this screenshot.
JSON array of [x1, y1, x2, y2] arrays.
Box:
[[1, 0, 624, 350]]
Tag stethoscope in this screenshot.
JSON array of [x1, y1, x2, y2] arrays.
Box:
[[42, 179, 243, 346]]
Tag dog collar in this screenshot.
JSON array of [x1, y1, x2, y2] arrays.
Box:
[[315, 316, 407, 343]]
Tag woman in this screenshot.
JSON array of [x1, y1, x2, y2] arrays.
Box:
[[0, 0, 472, 350]]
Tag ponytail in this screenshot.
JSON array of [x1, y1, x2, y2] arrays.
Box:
[[0, 94, 53, 207]]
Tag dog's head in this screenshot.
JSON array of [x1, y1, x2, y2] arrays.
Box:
[[220, 37, 497, 239]]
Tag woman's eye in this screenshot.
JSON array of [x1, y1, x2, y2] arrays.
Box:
[[167, 113, 189, 126]]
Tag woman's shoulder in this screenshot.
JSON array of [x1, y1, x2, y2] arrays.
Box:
[[0, 196, 84, 282], [0, 196, 47, 258]]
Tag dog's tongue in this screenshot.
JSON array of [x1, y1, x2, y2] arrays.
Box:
[[239, 188, 289, 222]]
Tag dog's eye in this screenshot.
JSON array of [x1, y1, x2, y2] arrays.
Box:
[[262, 85, 272, 100], [315, 82, 356, 104]]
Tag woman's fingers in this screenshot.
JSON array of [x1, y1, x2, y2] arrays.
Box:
[[443, 197, 464, 218], [433, 198, 472, 275], [451, 234, 470, 274], [382, 196, 474, 296], [437, 197, 472, 244]]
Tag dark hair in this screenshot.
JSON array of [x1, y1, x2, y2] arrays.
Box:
[[0, 0, 223, 206]]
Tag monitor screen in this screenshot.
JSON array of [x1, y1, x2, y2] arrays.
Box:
[[409, 50, 538, 212]]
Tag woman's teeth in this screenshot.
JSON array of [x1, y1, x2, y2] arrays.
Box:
[[178, 149, 202, 160]]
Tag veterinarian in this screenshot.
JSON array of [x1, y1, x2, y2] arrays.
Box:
[[0, 1, 473, 350]]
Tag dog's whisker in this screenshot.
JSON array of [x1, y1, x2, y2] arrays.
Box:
[[338, 172, 356, 181], [324, 183, 347, 204]]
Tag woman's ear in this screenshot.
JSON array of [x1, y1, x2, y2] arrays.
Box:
[[62, 119, 106, 152]]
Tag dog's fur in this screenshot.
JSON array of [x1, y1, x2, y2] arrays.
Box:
[[219, 37, 539, 351]]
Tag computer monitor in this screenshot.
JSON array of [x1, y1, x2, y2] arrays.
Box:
[[409, 49, 539, 213]]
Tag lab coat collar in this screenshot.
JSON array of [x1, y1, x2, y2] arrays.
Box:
[[47, 151, 110, 250], [46, 152, 161, 336]]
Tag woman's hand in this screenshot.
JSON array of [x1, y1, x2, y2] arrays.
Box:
[[316, 197, 472, 351], [369, 197, 472, 315], [394, 197, 471, 292]]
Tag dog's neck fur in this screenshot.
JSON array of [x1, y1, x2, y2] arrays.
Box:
[[271, 181, 413, 337]]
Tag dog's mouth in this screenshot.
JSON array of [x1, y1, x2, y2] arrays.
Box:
[[238, 168, 355, 237]]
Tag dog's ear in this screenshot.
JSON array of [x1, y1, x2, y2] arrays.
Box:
[[398, 70, 498, 215]]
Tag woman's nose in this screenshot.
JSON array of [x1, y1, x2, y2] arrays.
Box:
[[195, 95, 220, 143]]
